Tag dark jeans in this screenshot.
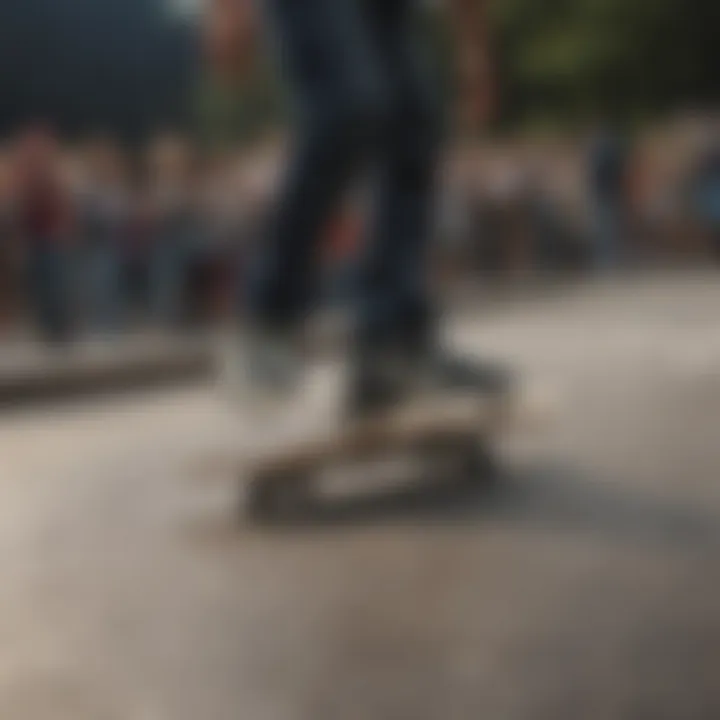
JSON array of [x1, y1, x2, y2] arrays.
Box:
[[250, 0, 441, 349], [150, 230, 192, 328], [592, 196, 624, 271], [84, 242, 124, 332], [28, 244, 74, 343]]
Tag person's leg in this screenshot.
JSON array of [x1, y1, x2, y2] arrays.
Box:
[[230, 0, 391, 404], [248, 0, 388, 330], [28, 247, 48, 339], [354, 0, 441, 355], [593, 196, 618, 271], [345, 0, 444, 413], [108, 243, 125, 330], [32, 245, 71, 344], [151, 232, 185, 329], [91, 243, 122, 333], [349, 0, 510, 412]]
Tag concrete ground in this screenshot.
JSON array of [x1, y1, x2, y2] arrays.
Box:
[[0, 333, 212, 407], [1, 272, 720, 720]]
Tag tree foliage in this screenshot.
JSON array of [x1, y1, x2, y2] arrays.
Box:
[[490, 0, 719, 127], [0, 0, 715, 142]]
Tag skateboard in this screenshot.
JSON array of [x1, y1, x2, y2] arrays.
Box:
[[243, 389, 513, 521]]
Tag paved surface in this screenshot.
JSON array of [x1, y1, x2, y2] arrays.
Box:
[[0, 333, 212, 407], [1, 272, 720, 720], [0, 311, 351, 407]]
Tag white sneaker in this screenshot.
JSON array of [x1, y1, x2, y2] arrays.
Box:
[[218, 325, 302, 415]]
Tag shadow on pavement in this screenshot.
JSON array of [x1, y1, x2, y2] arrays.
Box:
[[188, 462, 720, 552]]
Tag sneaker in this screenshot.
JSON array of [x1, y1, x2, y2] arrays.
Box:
[[345, 345, 413, 421], [403, 332, 513, 398], [419, 347, 513, 396], [220, 323, 302, 412], [345, 336, 512, 420]]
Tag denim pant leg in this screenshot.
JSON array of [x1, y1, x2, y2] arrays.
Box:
[[248, 0, 387, 329], [31, 244, 72, 341], [354, 0, 442, 350], [593, 198, 622, 271], [88, 244, 123, 332], [151, 237, 186, 327]]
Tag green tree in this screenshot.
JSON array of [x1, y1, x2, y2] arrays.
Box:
[[490, 0, 719, 127], [195, 64, 283, 152]]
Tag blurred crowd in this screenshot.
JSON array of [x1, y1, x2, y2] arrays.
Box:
[[436, 116, 720, 282], [0, 127, 271, 344], [0, 116, 718, 346]]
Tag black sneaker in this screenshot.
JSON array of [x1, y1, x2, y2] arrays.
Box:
[[420, 348, 513, 396], [345, 346, 413, 421], [402, 329, 513, 398]]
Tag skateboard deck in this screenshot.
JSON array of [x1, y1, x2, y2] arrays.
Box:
[[244, 389, 513, 520]]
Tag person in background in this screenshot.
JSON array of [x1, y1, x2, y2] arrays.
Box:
[[687, 124, 720, 260], [197, 152, 249, 325], [231, 142, 284, 316], [323, 199, 363, 307], [123, 182, 155, 328], [11, 125, 76, 345], [77, 136, 131, 334], [481, 154, 530, 277], [436, 154, 476, 281], [587, 123, 631, 271], [0, 149, 18, 332], [146, 134, 198, 330]]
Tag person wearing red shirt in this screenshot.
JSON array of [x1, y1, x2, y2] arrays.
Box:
[[12, 126, 76, 344]]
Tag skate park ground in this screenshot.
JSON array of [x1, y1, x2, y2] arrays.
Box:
[[1, 271, 719, 719]]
